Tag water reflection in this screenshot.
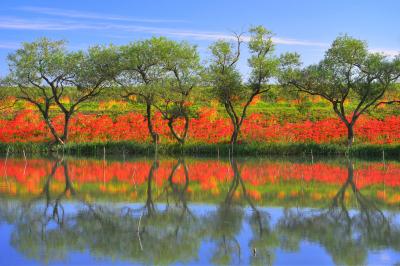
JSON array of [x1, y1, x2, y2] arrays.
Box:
[[0, 156, 400, 265], [277, 161, 399, 266]]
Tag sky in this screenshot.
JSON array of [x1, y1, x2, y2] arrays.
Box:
[[0, 0, 399, 76]]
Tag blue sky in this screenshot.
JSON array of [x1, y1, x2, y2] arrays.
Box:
[[0, 0, 399, 76]]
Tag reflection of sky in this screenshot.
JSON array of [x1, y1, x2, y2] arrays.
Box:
[[0, 203, 399, 265], [0, 224, 36, 266]]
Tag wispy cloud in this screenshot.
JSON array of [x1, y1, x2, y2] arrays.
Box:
[[119, 26, 329, 46], [370, 48, 399, 57], [0, 41, 20, 49], [273, 37, 327, 47], [0, 17, 99, 30], [17, 6, 186, 23], [0, 16, 328, 47]]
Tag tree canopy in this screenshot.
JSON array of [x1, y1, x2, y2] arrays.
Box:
[[6, 38, 119, 144], [3, 29, 399, 147], [280, 35, 400, 146], [207, 25, 280, 145]]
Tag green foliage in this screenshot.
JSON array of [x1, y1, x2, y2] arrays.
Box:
[[280, 35, 400, 146], [205, 25, 284, 143], [68, 45, 120, 94], [1, 32, 399, 149], [248, 25, 279, 90], [6, 38, 65, 108], [207, 39, 244, 103], [281, 35, 400, 109], [118, 37, 168, 99], [207, 25, 280, 103], [154, 39, 201, 117], [4, 38, 121, 144], [7, 38, 66, 86]]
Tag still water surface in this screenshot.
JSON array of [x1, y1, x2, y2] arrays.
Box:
[[0, 156, 400, 265]]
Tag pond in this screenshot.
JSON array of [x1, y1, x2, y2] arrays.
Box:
[[0, 156, 400, 265]]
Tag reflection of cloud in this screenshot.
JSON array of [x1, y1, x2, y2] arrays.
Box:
[[370, 48, 399, 57], [0, 17, 328, 47], [17, 6, 186, 23], [379, 252, 392, 263]]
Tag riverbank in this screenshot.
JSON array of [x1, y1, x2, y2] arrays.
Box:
[[0, 141, 398, 159]]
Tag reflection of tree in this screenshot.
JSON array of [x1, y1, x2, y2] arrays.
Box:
[[1, 157, 207, 265], [229, 159, 263, 232], [330, 161, 387, 227], [5, 157, 78, 263], [205, 158, 275, 265], [144, 159, 158, 216], [120, 158, 159, 217], [277, 160, 400, 266], [166, 158, 191, 214], [5, 201, 206, 265], [74, 205, 204, 265], [2, 157, 400, 265], [230, 159, 277, 266], [25, 158, 76, 227]]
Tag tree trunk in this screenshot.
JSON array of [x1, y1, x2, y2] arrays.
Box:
[[347, 124, 354, 147], [230, 126, 239, 145], [61, 113, 71, 144], [225, 106, 239, 145], [167, 115, 189, 146], [146, 102, 158, 144], [44, 116, 64, 145]]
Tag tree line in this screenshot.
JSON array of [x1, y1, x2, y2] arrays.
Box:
[[0, 25, 399, 147]]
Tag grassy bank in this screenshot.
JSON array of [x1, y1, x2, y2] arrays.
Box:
[[0, 141, 398, 159]]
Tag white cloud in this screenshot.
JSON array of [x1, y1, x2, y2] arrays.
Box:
[[0, 41, 20, 49], [370, 48, 399, 57], [17, 6, 186, 23], [0, 17, 100, 30], [273, 37, 328, 47], [0, 17, 327, 47], [121, 26, 328, 46]]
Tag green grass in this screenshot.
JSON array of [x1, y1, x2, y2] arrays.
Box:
[[1, 141, 398, 159], [3, 85, 399, 121]]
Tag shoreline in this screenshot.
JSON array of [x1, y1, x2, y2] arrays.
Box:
[[0, 141, 398, 159]]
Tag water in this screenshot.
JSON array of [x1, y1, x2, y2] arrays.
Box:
[[0, 156, 400, 265]]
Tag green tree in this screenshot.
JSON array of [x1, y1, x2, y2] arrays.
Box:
[[118, 38, 166, 144], [6, 38, 65, 144], [207, 26, 279, 144], [0, 77, 14, 111], [6, 38, 118, 145], [280, 35, 400, 146], [50, 45, 119, 143], [154, 40, 201, 145]]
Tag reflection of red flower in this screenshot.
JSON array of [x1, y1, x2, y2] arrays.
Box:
[[2, 158, 400, 206], [377, 190, 386, 200], [248, 189, 261, 200], [2, 159, 400, 193], [277, 191, 285, 199], [388, 194, 400, 204], [311, 193, 322, 200]]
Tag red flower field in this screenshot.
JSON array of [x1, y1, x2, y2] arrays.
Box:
[[0, 108, 399, 144]]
